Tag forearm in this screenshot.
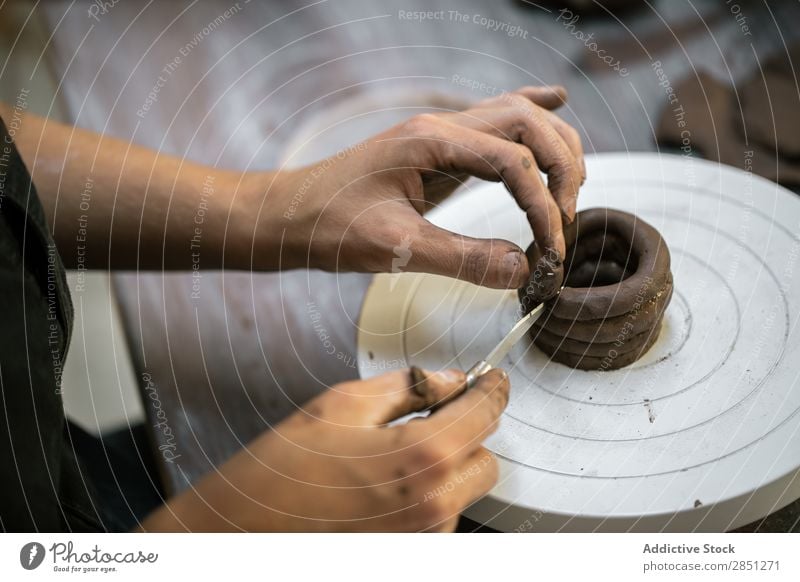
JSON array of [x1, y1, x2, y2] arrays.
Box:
[[1, 103, 270, 270]]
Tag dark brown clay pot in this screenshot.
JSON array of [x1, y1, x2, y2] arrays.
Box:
[[519, 208, 672, 371]]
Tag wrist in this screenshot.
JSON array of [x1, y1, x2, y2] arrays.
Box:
[[225, 169, 292, 271]]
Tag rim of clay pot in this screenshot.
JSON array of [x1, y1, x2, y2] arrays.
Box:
[[545, 208, 671, 321]]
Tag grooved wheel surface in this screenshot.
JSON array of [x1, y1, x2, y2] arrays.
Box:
[[357, 153, 800, 532]]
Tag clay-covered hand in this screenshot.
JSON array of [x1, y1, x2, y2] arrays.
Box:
[[140, 368, 509, 532], [245, 86, 584, 289]]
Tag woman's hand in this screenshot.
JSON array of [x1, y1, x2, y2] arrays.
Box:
[[242, 85, 584, 289], [140, 368, 510, 532]]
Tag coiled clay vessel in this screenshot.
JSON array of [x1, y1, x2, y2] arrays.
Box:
[[519, 208, 673, 371]]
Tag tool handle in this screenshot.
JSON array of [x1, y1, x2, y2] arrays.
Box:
[[409, 361, 491, 410], [465, 360, 492, 389]]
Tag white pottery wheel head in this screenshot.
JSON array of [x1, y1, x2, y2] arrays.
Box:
[[358, 153, 800, 532]]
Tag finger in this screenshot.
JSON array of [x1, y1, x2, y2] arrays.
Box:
[[450, 447, 499, 509], [475, 85, 567, 111], [398, 209, 530, 288], [312, 368, 467, 426], [426, 368, 510, 459], [426, 515, 460, 533], [540, 108, 586, 184], [420, 447, 499, 532], [512, 85, 568, 110], [400, 118, 566, 260], [445, 104, 582, 224]]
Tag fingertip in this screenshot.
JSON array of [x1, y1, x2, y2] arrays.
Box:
[[550, 84, 568, 101], [542, 85, 568, 109], [477, 367, 509, 387], [499, 249, 530, 289], [430, 367, 466, 387], [556, 232, 567, 262], [515, 85, 568, 110], [475, 368, 511, 405], [418, 368, 467, 408]]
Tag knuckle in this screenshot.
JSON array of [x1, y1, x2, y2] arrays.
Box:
[[506, 118, 529, 141], [463, 245, 490, 283], [410, 442, 437, 469], [424, 497, 456, 525], [413, 440, 453, 472], [483, 371, 511, 410], [482, 456, 500, 488], [567, 126, 582, 148], [401, 113, 440, 137], [553, 158, 581, 191], [333, 379, 360, 396], [506, 92, 531, 110], [515, 142, 535, 161], [549, 156, 573, 183], [496, 143, 533, 178]]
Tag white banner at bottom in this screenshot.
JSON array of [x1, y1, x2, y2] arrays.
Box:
[[1, 533, 797, 580]]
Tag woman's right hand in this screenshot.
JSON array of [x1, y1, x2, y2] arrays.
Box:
[[140, 367, 510, 532]]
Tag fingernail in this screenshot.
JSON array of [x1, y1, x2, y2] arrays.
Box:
[[437, 369, 464, 384], [501, 250, 523, 285]]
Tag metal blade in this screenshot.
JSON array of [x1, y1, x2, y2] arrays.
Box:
[[483, 301, 546, 369]]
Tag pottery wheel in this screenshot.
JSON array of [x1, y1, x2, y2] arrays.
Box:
[[357, 152, 800, 532]]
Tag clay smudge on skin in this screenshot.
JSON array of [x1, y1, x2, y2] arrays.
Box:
[[522, 246, 564, 306]]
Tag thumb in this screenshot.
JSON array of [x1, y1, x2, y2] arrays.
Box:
[[313, 368, 467, 427], [403, 220, 530, 289]]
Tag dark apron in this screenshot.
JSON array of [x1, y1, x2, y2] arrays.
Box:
[[0, 116, 103, 531]]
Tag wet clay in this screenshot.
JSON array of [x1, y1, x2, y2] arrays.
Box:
[[519, 246, 564, 311], [519, 208, 673, 371]]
